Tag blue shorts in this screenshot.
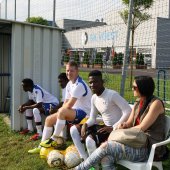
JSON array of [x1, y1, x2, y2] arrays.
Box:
[[67, 109, 87, 125], [42, 103, 58, 115]]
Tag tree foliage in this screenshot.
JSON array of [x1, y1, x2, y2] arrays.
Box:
[[120, 0, 153, 30], [120, 0, 153, 86], [26, 17, 49, 26]]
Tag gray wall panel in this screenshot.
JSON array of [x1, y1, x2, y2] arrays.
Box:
[[11, 23, 61, 130]]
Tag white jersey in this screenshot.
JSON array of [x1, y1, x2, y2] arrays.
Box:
[[61, 87, 66, 102], [28, 84, 59, 104], [86, 88, 131, 127], [65, 76, 92, 115]]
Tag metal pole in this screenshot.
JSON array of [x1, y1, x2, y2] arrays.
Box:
[[120, 0, 134, 97], [14, 0, 16, 20], [28, 0, 30, 19], [0, 3, 1, 19], [5, 0, 7, 19], [53, 0, 56, 26]]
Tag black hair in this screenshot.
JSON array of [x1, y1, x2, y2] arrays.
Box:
[[135, 76, 155, 97], [58, 73, 68, 81], [22, 78, 34, 87], [134, 76, 155, 116], [88, 70, 102, 78]]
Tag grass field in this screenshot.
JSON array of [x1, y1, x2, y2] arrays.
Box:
[[0, 114, 170, 170], [0, 69, 169, 169]]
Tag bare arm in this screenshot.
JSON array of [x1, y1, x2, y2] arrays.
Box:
[[21, 102, 43, 112], [134, 99, 164, 131], [18, 100, 35, 113]]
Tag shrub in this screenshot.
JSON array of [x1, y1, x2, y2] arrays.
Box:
[[26, 17, 49, 26]]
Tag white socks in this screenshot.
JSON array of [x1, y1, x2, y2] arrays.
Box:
[[70, 125, 88, 160], [41, 126, 53, 142], [86, 136, 97, 155], [33, 108, 41, 122], [25, 109, 34, 131], [86, 136, 99, 170], [36, 125, 42, 136], [33, 108, 42, 135], [52, 119, 66, 140], [26, 119, 34, 132]]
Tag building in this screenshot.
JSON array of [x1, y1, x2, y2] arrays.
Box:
[[59, 0, 170, 68]]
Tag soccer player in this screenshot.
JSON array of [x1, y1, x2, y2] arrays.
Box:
[[70, 70, 131, 167], [28, 61, 92, 153], [18, 78, 59, 140]]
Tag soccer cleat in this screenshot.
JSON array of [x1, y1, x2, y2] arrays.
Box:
[[40, 138, 58, 148], [40, 136, 65, 148], [30, 133, 41, 141], [28, 147, 41, 154], [19, 129, 33, 134]]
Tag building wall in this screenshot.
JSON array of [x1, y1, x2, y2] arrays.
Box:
[[154, 17, 170, 68], [11, 22, 62, 130]]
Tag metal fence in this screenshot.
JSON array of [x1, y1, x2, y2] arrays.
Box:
[[0, 0, 170, 113]]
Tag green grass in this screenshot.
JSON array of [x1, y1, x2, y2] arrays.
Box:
[[0, 113, 170, 170], [77, 69, 170, 109], [1, 69, 169, 169], [0, 115, 59, 170]]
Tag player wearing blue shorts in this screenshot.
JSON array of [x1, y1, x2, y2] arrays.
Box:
[[18, 78, 59, 140], [28, 61, 92, 153]]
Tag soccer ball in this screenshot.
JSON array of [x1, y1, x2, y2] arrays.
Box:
[[64, 145, 81, 168], [47, 150, 64, 168], [40, 147, 54, 159]]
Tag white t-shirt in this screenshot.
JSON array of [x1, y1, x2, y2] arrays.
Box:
[[86, 88, 131, 128], [28, 84, 59, 104], [65, 76, 92, 115], [61, 87, 66, 102]]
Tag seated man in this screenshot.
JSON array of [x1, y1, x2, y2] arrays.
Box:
[[28, 61, 92, 153], [70, 70, 131, 165], [50, 72, 69, 139], [18, 78, 59, 140]]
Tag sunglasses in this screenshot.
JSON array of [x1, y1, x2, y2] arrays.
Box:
[[132, 85, 138, 90]]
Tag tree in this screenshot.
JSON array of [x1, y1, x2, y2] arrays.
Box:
[[119, 0, 153, 86], [26, 17, 49, 26]]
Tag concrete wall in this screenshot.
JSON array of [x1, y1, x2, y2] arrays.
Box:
[[155, 17, 170, 68], [10, 22, 62, 130]]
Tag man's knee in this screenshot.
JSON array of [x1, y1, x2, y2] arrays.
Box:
[[70, 125, 79, 138], [86, 135, 96, 148], [45, 114, 57, 126], [57, 107, 67, 119]]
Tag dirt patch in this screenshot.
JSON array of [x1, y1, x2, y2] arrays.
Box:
[[0, 114, 11, 127]]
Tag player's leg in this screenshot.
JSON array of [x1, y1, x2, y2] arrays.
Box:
[[20, 109, 34, 134], [70, 124, 88, 160]]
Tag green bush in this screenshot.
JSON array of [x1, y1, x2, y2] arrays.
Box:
[[26, 16, 49, 26], [112, 52, 123, 65], [74, 52, 80, 65], [94, 53, 103, 65], [63, 55, 69, 62], [136, 53, 144, 65], [83, 52, 90, 65]]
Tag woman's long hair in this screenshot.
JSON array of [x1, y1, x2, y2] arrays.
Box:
[[134, 76, 155, 116]]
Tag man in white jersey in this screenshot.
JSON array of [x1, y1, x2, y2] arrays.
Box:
[[28, 61, 92, 153], [18, 78, 59, 140], [70, 70, 131, 165]]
